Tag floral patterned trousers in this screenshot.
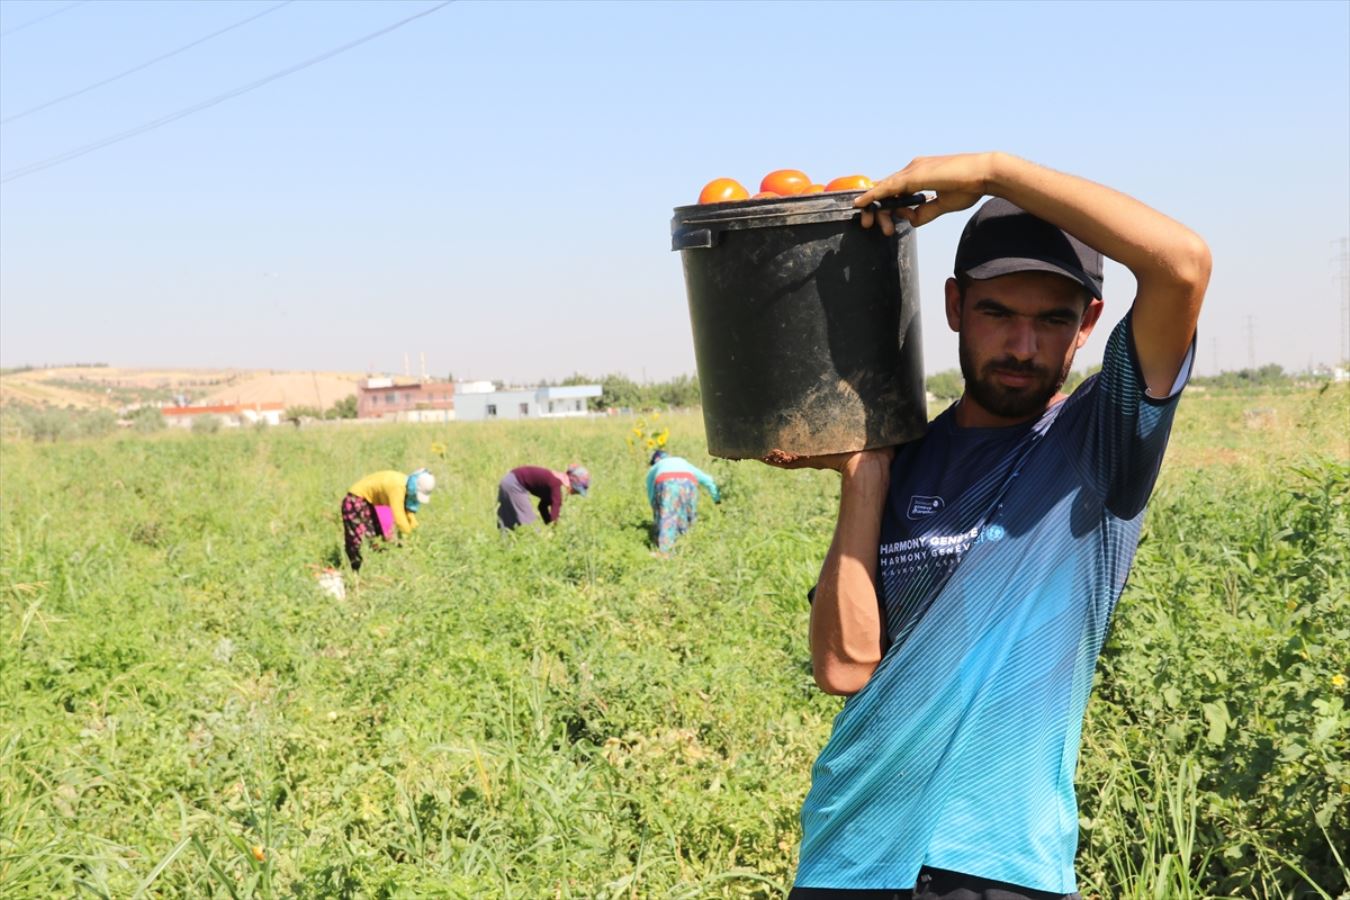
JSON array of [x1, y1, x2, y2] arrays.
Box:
[[341, 493, 380, 570], [652, 477, 699, 553]]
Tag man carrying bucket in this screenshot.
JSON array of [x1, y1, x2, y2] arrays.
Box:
[[773, 153, 1210, 899]]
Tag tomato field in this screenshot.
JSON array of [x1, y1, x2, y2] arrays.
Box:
[[1, 387, 1347, 898]]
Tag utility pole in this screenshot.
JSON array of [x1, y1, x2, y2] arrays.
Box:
[[1245, 315, 1256, 371], [1335, 237, 1349, 366]]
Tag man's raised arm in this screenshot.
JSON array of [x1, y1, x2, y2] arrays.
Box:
[[858, 152, 1212, 397]]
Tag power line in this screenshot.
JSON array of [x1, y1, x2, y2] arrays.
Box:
[[0, 0, 87, 39], [2, 1, 296, 125], [0, 0, 454, 185]]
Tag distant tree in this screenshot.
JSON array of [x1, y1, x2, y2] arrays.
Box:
[[1062, 364, 1100, 394], [285, 405, 324, 422], [3, 405, 126, 441], [559, 372, 594, 387], [1244, 363, 1288, 387], [128, 406, 166, 433], [655, 373, 700, 408], [926, 370, 964, 401], [327, 395, 358, 419], [1192, 364, 1291, 391], [597, 373, 644, 411], [78, 410, 117, 438], [555, 372, 702, 411], [191, 414, 222, 434], [26, 408, 72, 442]]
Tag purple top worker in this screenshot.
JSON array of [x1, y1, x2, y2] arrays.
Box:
[[496, 464, 591, 530]]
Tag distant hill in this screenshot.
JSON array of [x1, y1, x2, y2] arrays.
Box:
[[197, 373, 359, 409], [0, 366, 363, 411]]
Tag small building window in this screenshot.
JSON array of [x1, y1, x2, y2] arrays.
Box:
[[386, 393, 398, 405], [486, 404, 497, 418], [519, 403, 529, 416]]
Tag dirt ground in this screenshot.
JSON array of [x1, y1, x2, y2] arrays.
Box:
[[0, 366, 363, 410]]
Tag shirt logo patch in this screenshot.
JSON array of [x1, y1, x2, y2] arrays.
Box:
[[907, 495, 945, 519]]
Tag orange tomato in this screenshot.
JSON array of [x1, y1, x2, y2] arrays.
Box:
[[750, 191, 781, 200], [760, 169, 811, 196], [698, 178, 750, 204], [804, 184, 826, 194], [825, 174, 874, 192]]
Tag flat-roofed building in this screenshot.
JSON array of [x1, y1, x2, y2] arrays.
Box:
[[453, 384, 601, 421], [357, 378, 455, 422], [161, 402, 285, 428]]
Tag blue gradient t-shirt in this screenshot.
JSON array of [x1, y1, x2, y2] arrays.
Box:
[[794, 314, 1192, 894]]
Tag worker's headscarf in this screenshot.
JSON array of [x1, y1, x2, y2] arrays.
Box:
[[649, 449, 669, 466], [405, 468, 434, 512]]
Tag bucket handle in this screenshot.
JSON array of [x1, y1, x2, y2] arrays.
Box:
[[670, 193, 927, 252], [671, 226, 716, 251], [874, 193, 930, 212]]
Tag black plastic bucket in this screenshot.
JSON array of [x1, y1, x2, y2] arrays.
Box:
[[671, 191, 927, 460]]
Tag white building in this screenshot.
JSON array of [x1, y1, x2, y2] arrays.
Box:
[[453, 384, 601, 421], [161, 402, 286, 429]]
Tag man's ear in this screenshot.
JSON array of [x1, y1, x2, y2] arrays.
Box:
[[945, 278, 962, 332], [1076, 297, 1105, 348]]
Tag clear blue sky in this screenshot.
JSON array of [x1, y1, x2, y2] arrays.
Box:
[[2, 0, 1347, 382]]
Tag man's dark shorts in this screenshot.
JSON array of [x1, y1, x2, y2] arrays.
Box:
[[789, 867, 1082, 900]]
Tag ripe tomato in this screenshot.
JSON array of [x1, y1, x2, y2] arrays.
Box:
[[698, 178, 750, 204], [825, 174, 874, 192], [760, 169, 811, 196], [750, 191, 781, 200], [804, 184, 826, 194]]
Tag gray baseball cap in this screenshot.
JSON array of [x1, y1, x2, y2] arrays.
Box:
[[954, 198, 1104, 298]]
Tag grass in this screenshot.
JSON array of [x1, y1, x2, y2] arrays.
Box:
[[1, 387, 1347, 898]]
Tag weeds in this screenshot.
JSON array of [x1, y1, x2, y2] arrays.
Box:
[[1, 391, 1346, 897]]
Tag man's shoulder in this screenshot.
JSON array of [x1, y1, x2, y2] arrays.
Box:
[[900, 406, 952, 450], [1046, 377, 1100, 428]]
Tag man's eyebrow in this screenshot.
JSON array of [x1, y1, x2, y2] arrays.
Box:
[[970, 298, 1081, 320], [1037, 305, 1082, 320]]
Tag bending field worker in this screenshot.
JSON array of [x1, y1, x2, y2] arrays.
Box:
[[341, 468, 435, 571], [646, 449, 720, 554], [774, 153, 1211, 899], [496, 464, 590, 530]]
